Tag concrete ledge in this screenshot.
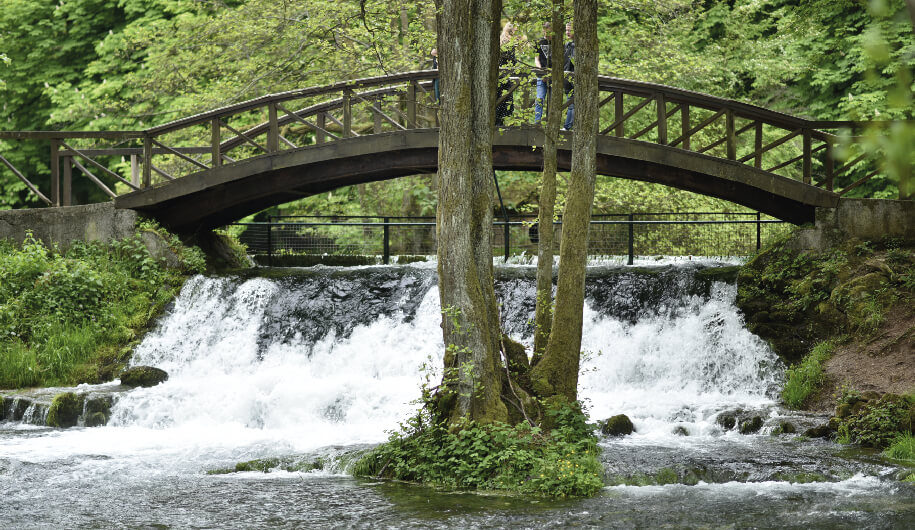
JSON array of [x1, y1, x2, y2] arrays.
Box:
[[0, 203, 137, 251], [792, 198, 915, 251]]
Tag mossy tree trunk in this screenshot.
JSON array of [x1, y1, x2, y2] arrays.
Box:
[[533, 0, 565, 362], [529, 0, 598, 403], [434, 0, 508, 425]]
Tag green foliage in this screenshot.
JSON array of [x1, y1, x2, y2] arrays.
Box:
[[782, 339, 838, 409], [838, 394, 915, 448], [0, 229, 192, 389], [884, 433, 915, 462], [353, 402, 604, 498]]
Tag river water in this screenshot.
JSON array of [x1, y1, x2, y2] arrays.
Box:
[[2, 263, 914, 528]]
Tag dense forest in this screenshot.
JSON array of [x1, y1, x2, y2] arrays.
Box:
[[0, 0, 912, 217]]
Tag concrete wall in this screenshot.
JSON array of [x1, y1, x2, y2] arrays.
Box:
[[793, 198, 915, 251], [0, 203, 137, 251]]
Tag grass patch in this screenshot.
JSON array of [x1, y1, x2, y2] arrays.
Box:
[[0, 230, 202, 389], [781, 339, 839, 409], [353, 404, 604, 498], [883, 434, 915, 462]]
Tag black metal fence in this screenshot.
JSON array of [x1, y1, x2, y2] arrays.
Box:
[[224, 212, 790, 266]]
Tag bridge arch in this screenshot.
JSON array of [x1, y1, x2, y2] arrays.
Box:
[[116, 127, 837, 231]]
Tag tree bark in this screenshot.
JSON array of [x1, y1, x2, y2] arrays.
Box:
[[530, 0, 598, 402], [532, 1, 565, 361], [435, 0, 507, 425]]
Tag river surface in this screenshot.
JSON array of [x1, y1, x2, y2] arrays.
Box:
[[2, 263, 914, 528]]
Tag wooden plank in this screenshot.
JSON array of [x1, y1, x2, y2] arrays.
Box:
[[343, 89, 352, 138], [275, 103, 340, 141], [72, 159, 116, 198], [0, 131, 144, 140], [51, 140, 60, 206], [601, 96, 652, 136], [802, 129, 811, 184], [60, 141, 140, 190], [63, 156, 72, 206], [0, 154, 52, 205], [668, 109, 725, 147], [754, 121, 763, 169], [736, 129, 801, 163], [407, 81, 417, 129], [656, 93, 668, 145], [268, 103, 279, 152], [615, 91, 624, 137], [825, 140, 834, 191], [131, 155, 140, 187], [150, 139, 210, 171], [838, 168, 880, 196], [681, 105, 690, 150], [219, 119, 269, 153], [212, 119, 221, 168], [143, 137, 152, 188], [317, 113, 326, 144], [151, 164, 177, 181], [726, 109, 736, 160]]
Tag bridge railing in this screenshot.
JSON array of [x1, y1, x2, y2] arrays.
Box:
[[0, 69, 901, 208], [225, 212, 789, 266]]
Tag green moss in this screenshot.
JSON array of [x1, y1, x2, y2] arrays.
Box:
[[838, 394, 915, 449], [46, 392, 83, 428], [208, 456, 328, 475], [781, 339, 839, 409]]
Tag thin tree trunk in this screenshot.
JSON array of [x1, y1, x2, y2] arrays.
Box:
[[530, 0, 598, 402], [533, 1, 565, 361], [435, 0, 507, 425]]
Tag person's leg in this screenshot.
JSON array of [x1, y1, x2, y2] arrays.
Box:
[[564, 100, 574, 130], [535, 78, 547, 123]]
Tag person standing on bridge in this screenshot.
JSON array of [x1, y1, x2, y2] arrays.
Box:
[[534, 21, 552, 124], [562, 22, 575, 131]]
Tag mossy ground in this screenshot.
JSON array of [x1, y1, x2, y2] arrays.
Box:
[[0, 223, 211, 389], [738, 235, 915, 410]]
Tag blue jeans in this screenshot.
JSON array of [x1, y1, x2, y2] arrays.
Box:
[[534, 78, 548, 123], [564, 98, 574, 130]]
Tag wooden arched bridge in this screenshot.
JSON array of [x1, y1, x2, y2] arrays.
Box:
[[0, 70, 894, 231]]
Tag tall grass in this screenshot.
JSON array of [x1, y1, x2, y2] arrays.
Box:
[[0, 232, 200, 389], [781, 339, 839, 409]]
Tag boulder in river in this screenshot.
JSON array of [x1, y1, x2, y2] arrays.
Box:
[[738, 416, 764, 434], [602, 414, 634, 436], [46, 392, 84, 428], [120, 366, 169, 388]]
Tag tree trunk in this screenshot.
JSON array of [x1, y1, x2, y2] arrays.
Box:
[[530, 0, 598, 403], [532, 0, 565, 361], [434, 0, 508, 425]]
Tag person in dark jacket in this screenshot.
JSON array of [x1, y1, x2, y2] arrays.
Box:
[[562, 22, 575, 131]]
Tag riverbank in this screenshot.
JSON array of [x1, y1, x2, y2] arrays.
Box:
[[736, 231, 915, 414], [0, 220, 246, 390]]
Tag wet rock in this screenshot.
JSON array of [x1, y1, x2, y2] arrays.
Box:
[[84, 412, 108, 427], [835, 403, 852, 419], [46, 392, 84, 428], [602, 414, 634, 436], [803, 424, 835, 439], [120, 366, 169, 388], [716, 412, 738, 431], [673, 425, 689, 436], [738, 416, 763, 435], [771, 421, 796, 435]]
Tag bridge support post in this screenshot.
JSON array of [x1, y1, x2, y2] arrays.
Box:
[[62, 156, 72, 207], [725, 110, 736, 160], [656, 93, 667, 145], [383, 217, 390, 265], [142, 137, 152, 188], [627, 213, 634, 265], [614, 92, 625, 137], [343, 90, 353, 138], [802, 129, 812, 185], [267, 103, 279, 152], [825, 140, 834, 191], [681, 105, 690, 150], [50, 140, 60, 207]]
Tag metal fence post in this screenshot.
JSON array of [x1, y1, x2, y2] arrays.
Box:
[[756, 211, 762, 252], [267, 215, 273, 267], [628, 213, 635, 265], [383, 217, 390, 265]]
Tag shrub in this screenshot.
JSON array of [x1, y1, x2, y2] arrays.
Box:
[[838, 394, 915, 449], [353, 403, 604, 498]]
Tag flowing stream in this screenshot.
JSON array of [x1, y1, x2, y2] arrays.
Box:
[[2, 263, 914, 528]]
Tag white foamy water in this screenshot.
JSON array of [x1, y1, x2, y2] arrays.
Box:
[[1, 267, 780, 466]]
